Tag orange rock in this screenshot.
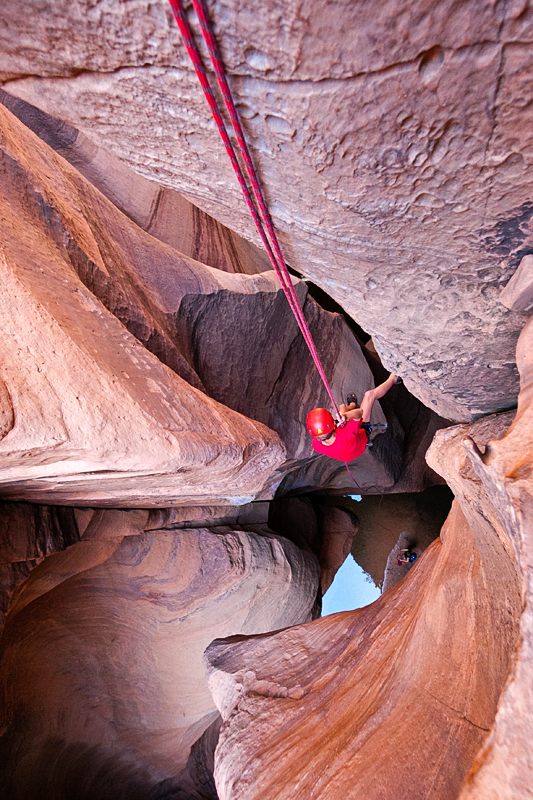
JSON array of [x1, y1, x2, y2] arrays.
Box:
[[3, 1, 530, 419], [206, 497, 521, 800], [0, 525, 319, 797], [433, 316, 533, 800]]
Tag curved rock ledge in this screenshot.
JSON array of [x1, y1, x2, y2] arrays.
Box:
[[0, 526, 319, 798], [206, 496, 521, 800]]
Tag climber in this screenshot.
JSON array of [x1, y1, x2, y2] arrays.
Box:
[[398, 549, 418, 565], [307, 374, 401, 462]]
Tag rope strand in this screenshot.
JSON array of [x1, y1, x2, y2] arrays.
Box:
[[167, 0, 340, 418]]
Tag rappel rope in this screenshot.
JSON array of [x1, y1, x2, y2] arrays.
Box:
[[167, 0, 340, 419]]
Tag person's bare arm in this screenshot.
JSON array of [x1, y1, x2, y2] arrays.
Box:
[[339, 402, 363, 422]]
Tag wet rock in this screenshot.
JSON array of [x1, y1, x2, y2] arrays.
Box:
[[0, 525, 319, 799], [3, 1, 531, 418]]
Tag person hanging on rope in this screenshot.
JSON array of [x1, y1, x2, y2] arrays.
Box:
[[307, 374, 402, 462]]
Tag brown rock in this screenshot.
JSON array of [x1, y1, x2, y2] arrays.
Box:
[[0, 502, 80, 634], [427, 314, 533, 799], [316, 504, 359, 595], [2, 1, 531, 418], [268, 496, 360, 595], [206, 498, 521, 800], [348, 485, 454, 589], [499, 253, 533, 312], [0, 376, 14, 441], [0, 87, 271, 275], [0, 525, 319, 798], [0, 101, 287, 507], [0, 100, 408, 505], [381, 531, 422, 593]]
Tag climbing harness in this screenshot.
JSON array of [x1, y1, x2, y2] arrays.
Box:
[[167, 0, 340, 418]]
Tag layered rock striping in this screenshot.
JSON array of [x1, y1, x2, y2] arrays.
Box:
[[0, 4, 532, 798], [2, 0, 531, 418], [427, 314, 533, 799], [206, 497, 521, 800], [0, 101, 405, 505], [0, 524, 319, 799]]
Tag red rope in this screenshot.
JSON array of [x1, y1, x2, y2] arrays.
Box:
[[167, 0, 340, 418]]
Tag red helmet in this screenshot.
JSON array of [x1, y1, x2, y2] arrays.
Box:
[[306, 408, 335, 438]]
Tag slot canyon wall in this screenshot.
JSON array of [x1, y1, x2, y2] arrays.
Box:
[[0, 1, 532, 799]]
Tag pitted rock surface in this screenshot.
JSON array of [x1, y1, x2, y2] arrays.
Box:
[[2, 1, 532, 417]]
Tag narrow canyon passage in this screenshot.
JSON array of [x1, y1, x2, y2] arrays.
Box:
[[1, 2, 533, 799]]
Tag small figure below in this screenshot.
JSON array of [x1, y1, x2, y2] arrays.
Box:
[[307, 374, 401, 462], [398, 548, 418, 566]]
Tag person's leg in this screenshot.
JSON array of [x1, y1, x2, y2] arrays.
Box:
[[360, 374, 398, 422]]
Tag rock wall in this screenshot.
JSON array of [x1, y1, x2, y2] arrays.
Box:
[[0, 87, 272, 276], [0, 3, 532, 798], [0, 100, 409, 505], [427, 314, 533, 799], [0, 524, 319, 799], [0, 502, 80, 632], [2, 0, 531, 418], [205, 497, 521, 800]]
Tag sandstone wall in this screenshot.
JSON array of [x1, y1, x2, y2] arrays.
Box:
[[0, 101, 405, 505], [206, 496, 521, 800], [2, 0, 531, 418], [0, 524, 319, 799]]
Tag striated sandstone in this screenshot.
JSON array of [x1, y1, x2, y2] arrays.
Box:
[[0, 502, 80, 633], [0, 87, 271, 275], [2, 1, 532, 418], [0, 524, 319, 799], [0, 100, 413, 505], [426, 314, 533, 800], [206, 497, 521, 800], [0, 102, 286, 506]]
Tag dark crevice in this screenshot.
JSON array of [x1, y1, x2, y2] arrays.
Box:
[[287, 266, 372, 344]]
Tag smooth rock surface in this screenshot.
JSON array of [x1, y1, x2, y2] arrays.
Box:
[[0, 87, 271, 275], [499, 253, 533, 312], [427, 314, 533, 799], [268, 495, 360, 595], [0, 103, 287, 506], [0, 502, 80, 633], [0, 525, 319, 799], [206, 498, 521, 800], [2, 1, 531, 418], [347, 485, 454, 588], [0, 100, 411, 505]]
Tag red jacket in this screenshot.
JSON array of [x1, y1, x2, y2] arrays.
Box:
[[312, 418, 368, 462]]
